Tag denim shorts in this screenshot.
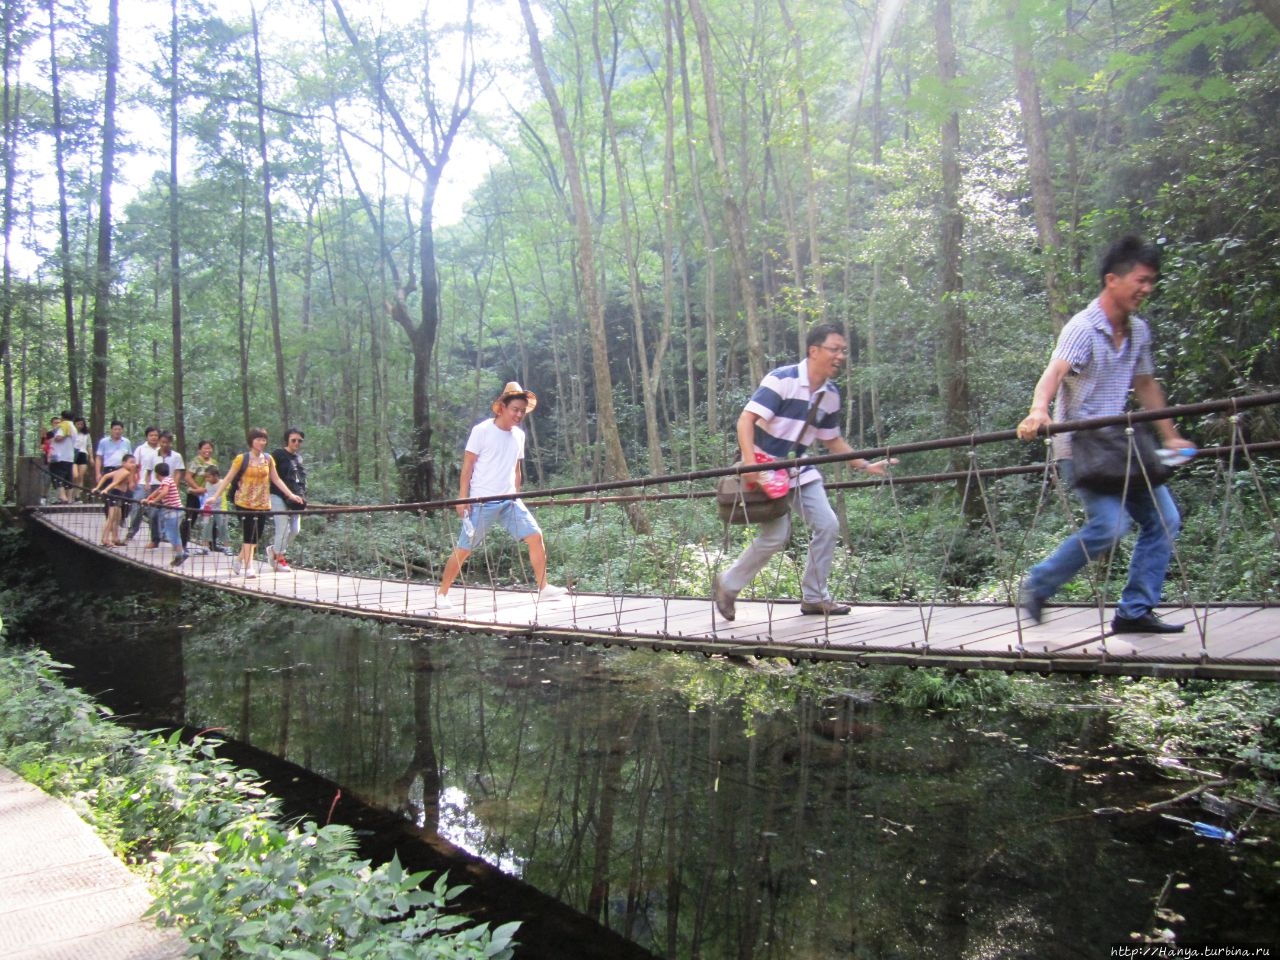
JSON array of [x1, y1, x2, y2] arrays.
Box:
[[459, 499, 541, 550]]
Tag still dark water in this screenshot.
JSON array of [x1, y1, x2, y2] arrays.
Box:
[[42, 603, 1277, 959]]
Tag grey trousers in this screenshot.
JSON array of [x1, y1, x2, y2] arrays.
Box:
[[719, 479, 839, 603], [270, 494, 301, 555]]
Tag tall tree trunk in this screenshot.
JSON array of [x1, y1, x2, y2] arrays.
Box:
[[686, 0, 765, 384], [1, 0, 22, 498], [296, 198, 316, 399], [1008, 1, 1068, 330], [168, 0, 185, 451], [251, 6, 289, 430], [865, 24, 887, 443], [236, 175, 252, 433], [660, 0, 689, 469], [330, 0, 479, 501], [777, 0, 823, 320], [592, 0, 669, 475], [47, 3, 80, 419], [673, 0, 719, 436], [518, 0, 648, 533], [934, 0, 974, 505], [89, 0, 120, 441]]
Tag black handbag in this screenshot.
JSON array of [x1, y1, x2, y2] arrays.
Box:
[[715, 391, 825, 525], [1071, 423, 1173, 493]]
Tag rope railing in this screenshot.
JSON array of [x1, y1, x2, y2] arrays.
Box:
[[316, 389, 1280, 512], [20, 390, 1280, 654]]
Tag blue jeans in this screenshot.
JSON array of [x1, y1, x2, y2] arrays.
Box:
[[158, 509, 184, 554], [719, 480, 839, 604], [1022, 459, 1181, 619]]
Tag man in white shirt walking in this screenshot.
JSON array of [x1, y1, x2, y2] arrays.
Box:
[[126, 426, 161, 541], [433, 382, 568, 609], [47, 411, 77, 503]]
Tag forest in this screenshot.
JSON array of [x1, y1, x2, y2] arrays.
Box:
[[2, 0, 1279, 506]]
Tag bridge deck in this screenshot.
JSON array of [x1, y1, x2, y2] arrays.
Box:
[[29, 507, 1280, 680]]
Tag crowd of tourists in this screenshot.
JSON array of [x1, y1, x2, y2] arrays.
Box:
[[43, 419, 307, 578]]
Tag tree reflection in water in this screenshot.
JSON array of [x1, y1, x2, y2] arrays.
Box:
[[58, 609, 1280, 958]]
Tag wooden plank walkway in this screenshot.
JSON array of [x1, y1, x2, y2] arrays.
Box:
[[28, 506, 1280, 681]]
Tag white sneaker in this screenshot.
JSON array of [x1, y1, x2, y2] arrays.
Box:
[[538, 584, 568, 601], [231, 555, 242, 575], [433, 594, 454, 611], [244, 569, 257, 579]]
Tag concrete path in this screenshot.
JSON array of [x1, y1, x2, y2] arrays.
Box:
[[0, 767, 188, 960]]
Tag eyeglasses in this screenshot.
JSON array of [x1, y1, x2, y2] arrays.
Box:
[[820, 345, 849, 357], [288, 438, 303, 445]]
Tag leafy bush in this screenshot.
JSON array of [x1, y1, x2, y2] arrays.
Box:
[[152, 821, 518, 960], [1106, 678, 1280, 778], [0, 527, 60, 636], [0, 641, 517, 960], [866, 665, 1021, 711]]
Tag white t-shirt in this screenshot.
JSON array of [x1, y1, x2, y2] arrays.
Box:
[[465, 419, 525, 499], [158, 450, 185, 479], [49, 422, 76, 463], [135, 442, 160, 485]]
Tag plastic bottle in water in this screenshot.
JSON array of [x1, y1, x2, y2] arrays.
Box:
[[1156, 446, 1196, 466], [1191, 821, 1234, 841]]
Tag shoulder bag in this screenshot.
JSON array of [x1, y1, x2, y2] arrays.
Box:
[[1071, 422, 1173, 493], [716, 391, 825, 525]]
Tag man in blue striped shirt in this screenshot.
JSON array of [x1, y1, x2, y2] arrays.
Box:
[[713, 323, 892, 621], [1016, 236, 1194, 634]]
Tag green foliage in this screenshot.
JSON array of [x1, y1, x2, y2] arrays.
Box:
[[1105, 679, 1280, 780], [152, 823, 518, 960], [865, 666, 1023, 711], [0, 641, 518, 960], [0, 527, 60, 636]]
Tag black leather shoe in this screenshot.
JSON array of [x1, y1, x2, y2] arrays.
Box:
[[1110, 611, 1185, 634], [712, 574, 736, 622], [800, 599, 851, 616], [1018, 586, 1044, 625]]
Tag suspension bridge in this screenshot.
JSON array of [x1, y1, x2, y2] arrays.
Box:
[[18, 393, 1280, 681]]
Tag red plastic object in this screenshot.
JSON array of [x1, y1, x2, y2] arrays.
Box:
[[753, 451, 791, 499]]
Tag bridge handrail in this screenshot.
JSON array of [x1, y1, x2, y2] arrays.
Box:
[[26, 391, 1280, 517], [386, 389, 1280, 513]]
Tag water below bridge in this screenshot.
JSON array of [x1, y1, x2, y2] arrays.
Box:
[[40, 602, 1279, 958]]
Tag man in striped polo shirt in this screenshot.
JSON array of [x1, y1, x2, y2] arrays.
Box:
[[712, 323, 892, 621], [1016, 235, 1194, 633]]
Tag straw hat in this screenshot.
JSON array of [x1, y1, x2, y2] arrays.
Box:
[[491, 381, 538, 415]]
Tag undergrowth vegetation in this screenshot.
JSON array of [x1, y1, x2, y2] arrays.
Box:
[[0, 639, 518, 960], [1105, 678, 1280, 781]]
